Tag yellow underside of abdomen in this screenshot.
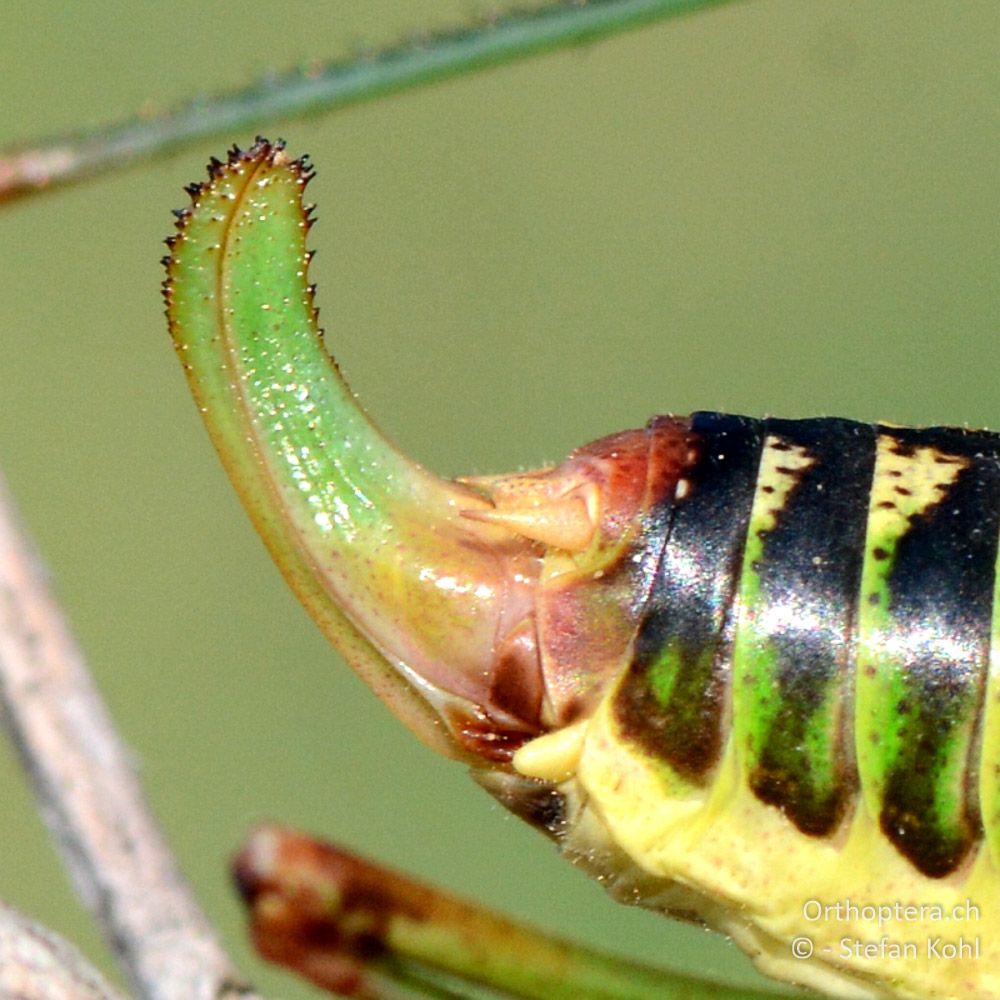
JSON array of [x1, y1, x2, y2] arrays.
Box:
[[515, 700, 999, 1000]]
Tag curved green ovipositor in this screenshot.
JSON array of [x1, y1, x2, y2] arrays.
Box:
[[163, 139, 523, 760]]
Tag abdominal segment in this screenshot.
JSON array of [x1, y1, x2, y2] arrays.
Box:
[[614, 413, 1000, 878]]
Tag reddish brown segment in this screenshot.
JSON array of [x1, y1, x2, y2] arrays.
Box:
[[448, 704, 538, 762], [534, 418, 691, 727], [442, 417, 693, 760]]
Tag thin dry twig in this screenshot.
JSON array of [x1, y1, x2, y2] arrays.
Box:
[[0, 901, 128, 1000], [0, 472, 263, 1000]]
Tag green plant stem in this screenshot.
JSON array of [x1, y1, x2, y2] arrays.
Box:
[[378, 902, 809, 1000], [234, 825, 814, 1000], [0, 0, 737, 204]]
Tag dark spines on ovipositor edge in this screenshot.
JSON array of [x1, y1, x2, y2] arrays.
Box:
[[162, 138, 316, 314]]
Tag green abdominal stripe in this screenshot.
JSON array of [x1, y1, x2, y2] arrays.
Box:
[[613, 413, 1000, 877], [857, 428, 999, 876], [732, 418, 874, 836]]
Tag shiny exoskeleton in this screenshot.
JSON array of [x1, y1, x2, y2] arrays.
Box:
[[167, 142, 1000, 999], [612, 412, 999, 879]]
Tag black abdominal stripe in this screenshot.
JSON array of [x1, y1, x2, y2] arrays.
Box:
[[615, 412, 1000, 878]]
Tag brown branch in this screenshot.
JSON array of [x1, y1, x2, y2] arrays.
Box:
[[0, 472, 263, 1000], [0, 901, 128, 1000]]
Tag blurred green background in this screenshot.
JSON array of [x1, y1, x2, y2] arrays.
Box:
[[1, 2, 997, 996]]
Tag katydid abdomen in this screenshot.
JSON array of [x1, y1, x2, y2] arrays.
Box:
[[164, 139, 996, 1000]]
